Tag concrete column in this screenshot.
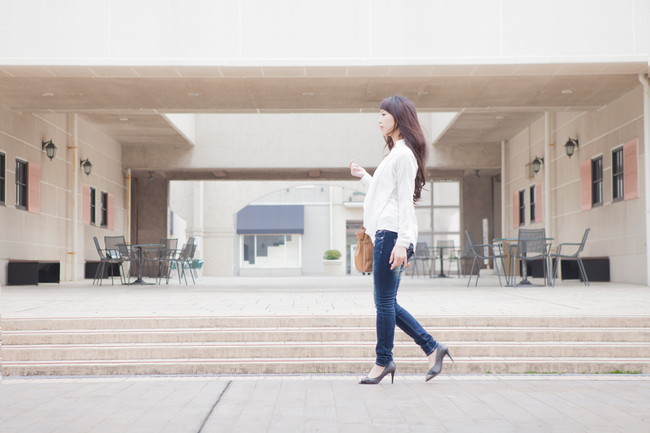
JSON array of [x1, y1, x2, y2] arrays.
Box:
[[544, 112, 553, 239], [501, 140, 508, 237], [67, 114, 79, 281], [189, 181, 205, 258], [125, 169, 132, 244], [639, 74, 650, 286], [133, 177, 169, 245]]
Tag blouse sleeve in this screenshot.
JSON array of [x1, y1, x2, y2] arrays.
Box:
[[393, 152, 417, 248], [360, 172, 373, 189]]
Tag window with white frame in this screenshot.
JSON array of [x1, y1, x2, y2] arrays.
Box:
[[0, 152, 5, 205], [90, 187, 96, 225], [241, 234, 301, 268], [15, 159, 27, 210], [592, 156, 603, 206], [612, 147, 624, 201], [431, 180, 461, 248], [529, 185, 536, 222], [518, 190, 526, 225], [100, 191, 108, 227]]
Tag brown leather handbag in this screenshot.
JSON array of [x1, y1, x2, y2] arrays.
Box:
[[354, 227, 373, 273]]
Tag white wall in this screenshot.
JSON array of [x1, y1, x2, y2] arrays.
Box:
[[0, 0, 647, 65]]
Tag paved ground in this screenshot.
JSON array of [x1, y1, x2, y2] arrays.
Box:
[[2, 275, 650, 432], [2, 375, 649, 433], [3, 275, 650, 318]]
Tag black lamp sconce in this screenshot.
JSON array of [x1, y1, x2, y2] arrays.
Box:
[[80, 159, 92, 176], [42, 140, 57, 161], [532, 156, 544, 174], [564, 138, 579, 158]]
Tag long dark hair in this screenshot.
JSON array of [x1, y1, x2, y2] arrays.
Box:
[[379, 95, 428, 203]]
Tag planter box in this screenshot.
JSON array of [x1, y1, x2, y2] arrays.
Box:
[[323, 260, 345, 276]]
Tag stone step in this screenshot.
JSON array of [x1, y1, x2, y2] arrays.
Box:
[[6, 327, 650, 345], [5, 327, 650, 345], [5, 315, 650, 331], [5, 341, 650, 361], [4, 315, 650, 376], [3, 357, 649, 376]]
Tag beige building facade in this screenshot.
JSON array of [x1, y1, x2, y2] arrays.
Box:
[[0, 0, 649, 284], [504, 88, 647, 284]]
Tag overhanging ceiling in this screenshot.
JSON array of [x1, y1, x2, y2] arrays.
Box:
[[0, 62, 646, 150]]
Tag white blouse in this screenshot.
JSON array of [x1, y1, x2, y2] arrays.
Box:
[[360, 139, 418, 249]]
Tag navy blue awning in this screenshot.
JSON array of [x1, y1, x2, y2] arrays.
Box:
[[236, 205, 304, 234]]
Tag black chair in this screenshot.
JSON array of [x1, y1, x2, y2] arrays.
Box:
[[409, 242, 431, 278], [143, 238, 178, 284], [509, 228, 551, 286], [465, 231, 507, 287], [445, 246, 464, 278], [104, 235, 136, 282], [173, 237, 197, 285], [456, 242, 474, 277], [551, 228, 590, 286], [92, 236, 126, 285]]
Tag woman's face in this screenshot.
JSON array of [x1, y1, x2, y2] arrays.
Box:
[[378, 110, 398, 138]]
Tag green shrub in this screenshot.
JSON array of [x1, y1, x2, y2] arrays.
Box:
[[323, 250, 342, 260]]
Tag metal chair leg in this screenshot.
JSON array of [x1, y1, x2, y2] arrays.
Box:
[[93, 261, 102, 285], [552, 256, 560, 287], [577, 257, 590, 286], [467, 256, 477, 287]]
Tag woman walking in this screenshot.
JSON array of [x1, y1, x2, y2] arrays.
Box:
[[350, 95, 453, 384]]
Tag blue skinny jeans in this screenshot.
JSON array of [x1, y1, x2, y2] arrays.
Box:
[[373, 230, 438, 367]]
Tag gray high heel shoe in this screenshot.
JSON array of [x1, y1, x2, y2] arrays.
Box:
[[359, 361, 396, 385], [426, 344, 454, 382]]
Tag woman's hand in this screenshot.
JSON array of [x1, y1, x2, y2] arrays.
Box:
[[389, 245, 408, 270], [349, 160, 367, 178]]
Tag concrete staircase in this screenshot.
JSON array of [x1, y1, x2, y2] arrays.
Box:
[[3, 316, 650, 376]]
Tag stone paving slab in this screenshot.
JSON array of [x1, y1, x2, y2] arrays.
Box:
[[2, 375, 650, 433], [3, 276, 650, 318]]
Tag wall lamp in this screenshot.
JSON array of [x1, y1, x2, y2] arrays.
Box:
[[532, 156, 544, 174], [42, 140, 57, 161], [564, 138, 579, 158], [80, 159, 93, 176]]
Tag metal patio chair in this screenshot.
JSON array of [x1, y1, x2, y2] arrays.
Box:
[[104, 235, 136, 283], [172, 238, 197, 285], [465, 231, 507, 287], [143, 238, 178, 284], [509, 228, 552, 286], [551, 228, 591, 287], [409, 242, 431, 278], [92, 236, 126, 285]]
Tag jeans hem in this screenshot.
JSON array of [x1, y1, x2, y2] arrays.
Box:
[[425, 342, 439, 357]]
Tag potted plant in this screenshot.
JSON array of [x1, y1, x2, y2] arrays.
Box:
[[323, 249, 344, 275], [323, 250, 342, 260]]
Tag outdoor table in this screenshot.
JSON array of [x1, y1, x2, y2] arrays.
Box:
[[120, 243, 162, 285], [428, 246, 454, 278], [494, 237, 553, 286]]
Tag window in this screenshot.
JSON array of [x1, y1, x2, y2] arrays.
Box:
[[529, 185, 536, 222], [89, 187, 96, 225], [430, 180, 461, 248], [0, 152, 5, 205], [518, 190, 525, 225], [100, 191, 108, 227], [612, 147, 624, 201], [592, 156, 603, 206], [15, 159, 27, 209], [241, 234, 301, 268]]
